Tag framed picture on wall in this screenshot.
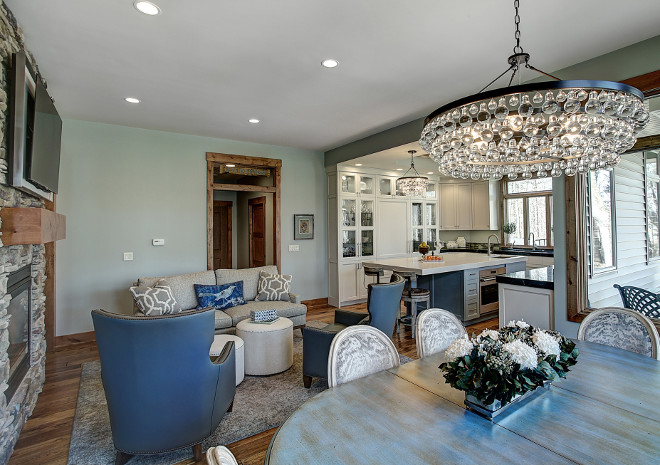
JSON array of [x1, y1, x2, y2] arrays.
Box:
[[294, 214, 314, 240]]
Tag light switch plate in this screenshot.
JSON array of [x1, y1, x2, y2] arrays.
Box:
[[123, 252, 134, 261], [288, 244, 300, 252], [152, 238, 165, 246]]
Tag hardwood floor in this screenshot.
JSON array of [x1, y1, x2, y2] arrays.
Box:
[[8, 301, 497, 465]]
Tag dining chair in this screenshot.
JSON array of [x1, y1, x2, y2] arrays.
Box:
[[302, 274, 405, 388], [206, 445, 239, 465], [415, 308, 467, 358], [577, 307, 660, 360], [327, 326, 400, 388]]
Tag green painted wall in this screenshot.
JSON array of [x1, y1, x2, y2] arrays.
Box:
[[56, 119, 326, 336]]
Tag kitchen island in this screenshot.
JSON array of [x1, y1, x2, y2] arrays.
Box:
[[497, 266, 555, 330], [363, 253, 527, 324]]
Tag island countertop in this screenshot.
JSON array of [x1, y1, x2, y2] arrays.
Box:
[[363, 252, 527, 275]]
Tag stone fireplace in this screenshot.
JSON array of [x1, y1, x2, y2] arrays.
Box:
[[0, 4, 51, 464]]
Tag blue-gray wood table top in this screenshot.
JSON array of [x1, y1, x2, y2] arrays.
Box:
[[265, 341, 660, 465]]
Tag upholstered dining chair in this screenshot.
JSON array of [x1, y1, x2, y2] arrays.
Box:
[[327, 326, 400, 387], [415, 308, 467, 358], [577, 307, 660, 360], [302, 274, 405, 388], [91, 308, 236, 465], [206, 445, 239, 465]]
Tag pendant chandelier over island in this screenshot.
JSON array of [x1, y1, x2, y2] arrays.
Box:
[[419, 0, 650, 180], [396, 150, 429, 196]]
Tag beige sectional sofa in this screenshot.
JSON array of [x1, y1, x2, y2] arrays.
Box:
[[136, 265, 307, 333]]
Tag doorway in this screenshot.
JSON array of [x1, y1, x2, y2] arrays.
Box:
[[249, 196, 266, 267], [206, 152, 282, 271], [213, 201, 232, 269]]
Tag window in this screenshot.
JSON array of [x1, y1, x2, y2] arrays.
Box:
[[587, 169, 616, 274], [646, 151, 660, 260], [502, 178, 553, 248]]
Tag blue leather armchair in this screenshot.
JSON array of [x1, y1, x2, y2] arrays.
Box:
[[302, 274, 405, 388], [91, 308, 236, 465]]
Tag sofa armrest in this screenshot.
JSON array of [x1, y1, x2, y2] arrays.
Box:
[[335, 309, 369, 326], [289, 293, 302, 304]]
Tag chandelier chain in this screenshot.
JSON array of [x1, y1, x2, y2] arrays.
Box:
[[513, 0, 523, 54]]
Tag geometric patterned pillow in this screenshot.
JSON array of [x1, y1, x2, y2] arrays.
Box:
[[255, 271, 292, 302], [130, 279, 181, 315]]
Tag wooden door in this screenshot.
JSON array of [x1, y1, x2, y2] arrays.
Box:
[[248, 196, 266, 267], [213, 201, 232, 269]]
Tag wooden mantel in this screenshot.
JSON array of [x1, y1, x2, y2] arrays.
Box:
[[0, 207, 66, 245]]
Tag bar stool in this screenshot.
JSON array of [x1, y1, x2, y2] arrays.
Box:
[[363, 265, 384, 284], [401, 288, 430, 338]]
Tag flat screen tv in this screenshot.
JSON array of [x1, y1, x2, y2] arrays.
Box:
[[8, 52, 62, 200]]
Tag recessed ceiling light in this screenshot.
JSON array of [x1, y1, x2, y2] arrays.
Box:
[[226, 164, 235, 168], [355, 163, 362, 166], [427, 172, 434, 175], [248, 118, 260, 124], [396, 168, 403, 171], [124, 97, 140, 103], [134, 1, 161, 15], [321, 59, 338, 68]]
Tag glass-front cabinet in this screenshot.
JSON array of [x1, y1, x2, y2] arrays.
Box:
[[412, 201, 438, 251], [340, 176, 375, 259]]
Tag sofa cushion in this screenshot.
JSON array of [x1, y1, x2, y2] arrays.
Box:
[[194, 281, 246, 310], [224, 300, 307, 326], [214, 310, 233, 330], [138, 270, 216, 310], [255, 271, 292, 301], [215, 265, 278, 301], [130, 279, 181, 315]]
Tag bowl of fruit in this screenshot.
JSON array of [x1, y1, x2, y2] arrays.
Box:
[[418, 242, 430, 256]]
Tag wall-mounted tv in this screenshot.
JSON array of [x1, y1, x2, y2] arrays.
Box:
[[7, 52, 62, 201]]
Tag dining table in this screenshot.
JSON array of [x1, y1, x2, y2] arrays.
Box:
[[265, 340, 660, 464]]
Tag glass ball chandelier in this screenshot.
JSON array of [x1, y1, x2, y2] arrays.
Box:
[[397, 150, 429, 196], [419, 0, 650, 181]]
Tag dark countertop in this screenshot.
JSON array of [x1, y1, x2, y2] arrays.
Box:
[[439, 245, 554, 257], [496, 265, 554, 290]]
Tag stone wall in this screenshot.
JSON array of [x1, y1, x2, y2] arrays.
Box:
[[0, 3, 49, 464]]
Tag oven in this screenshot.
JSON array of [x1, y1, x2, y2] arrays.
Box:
[[479, 266, 506, 316]]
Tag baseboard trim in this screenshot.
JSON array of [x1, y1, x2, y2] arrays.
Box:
[[53, 330, 96, 349], [301, 297, 328, 306]]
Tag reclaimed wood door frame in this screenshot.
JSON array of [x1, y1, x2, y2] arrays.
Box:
[[206, 153, 281, 272]]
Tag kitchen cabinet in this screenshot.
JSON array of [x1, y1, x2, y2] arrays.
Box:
[[471, 181, 499, 230], [411, 200, 438, 251], [439, 183, 472, 230], [499, 284, 554, 330], [377, 198, 410, 258]]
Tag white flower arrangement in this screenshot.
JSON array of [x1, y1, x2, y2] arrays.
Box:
[[440, 321, 579, 407]]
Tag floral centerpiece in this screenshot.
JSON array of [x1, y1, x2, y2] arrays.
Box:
[[440, 321, 579, 416]]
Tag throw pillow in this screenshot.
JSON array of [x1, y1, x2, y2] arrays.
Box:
[[130, 279, 181, 315], [255, 271, 292, 301], [194, 281, 246, 310]]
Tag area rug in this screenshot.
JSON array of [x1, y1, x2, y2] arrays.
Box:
[[68, 326, 413, 465]]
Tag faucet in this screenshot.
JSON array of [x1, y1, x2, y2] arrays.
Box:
[[528, 232, 536, 251], [487, 234, 500, 256]]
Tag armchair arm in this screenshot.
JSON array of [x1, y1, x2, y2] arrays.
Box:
[[211, 341, 235, 365], [289, 292, 302, 304], [335, 309, 369, 326], [302, 326, 340, 379]]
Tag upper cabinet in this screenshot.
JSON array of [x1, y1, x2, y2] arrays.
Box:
[[439, 181, 499, 231], [439, 183, 472, 230], [341, 174, 375, 197], [471, 181, 499, 231]]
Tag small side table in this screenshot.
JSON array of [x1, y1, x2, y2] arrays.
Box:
[[236, 317, 293, 375], [210, 334, 245, 385]]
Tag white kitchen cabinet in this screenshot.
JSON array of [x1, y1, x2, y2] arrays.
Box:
[[471, 181, 499, 230], [411, 200, 438, 251], [377, 199, 410, 257], [499, 284, 554, 330], [339, 262, 360, 302], [440, 183, 472, 230]]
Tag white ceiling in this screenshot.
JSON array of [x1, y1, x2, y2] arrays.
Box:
[[6, 0, 660, 152]]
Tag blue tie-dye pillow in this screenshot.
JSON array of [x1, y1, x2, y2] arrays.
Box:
[[194, 281, 246, 310]]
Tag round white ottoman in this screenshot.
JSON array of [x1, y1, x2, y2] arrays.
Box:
[[210, 334, 245, 385], [236, 317, 293, 376]]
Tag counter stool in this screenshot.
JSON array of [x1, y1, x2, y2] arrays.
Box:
[[401, 288, 430, 339], [363, 265, 384, 284]]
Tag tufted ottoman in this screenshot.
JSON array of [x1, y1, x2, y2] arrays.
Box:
[[236, 317, 293, 375], [210, 334, 245, 385]]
